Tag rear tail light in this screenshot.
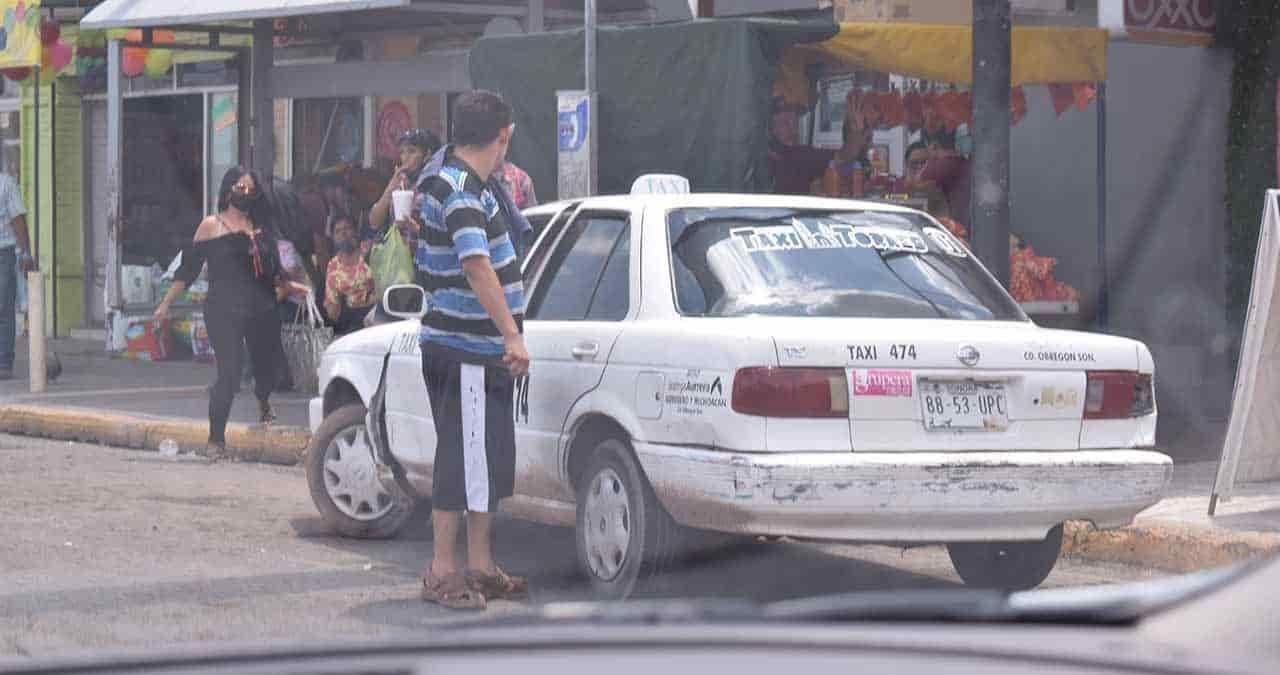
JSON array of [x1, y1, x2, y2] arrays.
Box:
[[732, 367, 849, 418], [1085, 371, 1155, 419]]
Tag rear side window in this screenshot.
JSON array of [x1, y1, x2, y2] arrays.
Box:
[[668, 207, 1025, 321], [528, 213, 630, 321]]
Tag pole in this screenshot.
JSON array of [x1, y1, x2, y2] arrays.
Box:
[[970, 0, 1012, 287], [1096, 82, 1108, 330], [27, 270, 44, 393], [250, 20, 275, 180], [32, 67, 38, 265], [105, 40, 123, 317], [584, 0, 598, 196]]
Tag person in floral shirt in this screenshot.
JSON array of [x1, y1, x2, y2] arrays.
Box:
[[494, 159, 537, 210], [324, 217, 376, 335]]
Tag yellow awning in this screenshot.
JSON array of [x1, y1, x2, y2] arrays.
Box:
[[777, 22, 1107, 105]]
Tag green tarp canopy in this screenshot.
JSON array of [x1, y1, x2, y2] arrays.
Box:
[[469, 17, 837, 200]]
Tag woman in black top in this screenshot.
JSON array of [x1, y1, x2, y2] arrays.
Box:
[[155, 167, 307, 457]]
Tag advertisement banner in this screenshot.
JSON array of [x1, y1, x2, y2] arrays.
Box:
[[1122, 0, 1216, 46], [0, 0, 42, 69], [557, 90, 593, 200]]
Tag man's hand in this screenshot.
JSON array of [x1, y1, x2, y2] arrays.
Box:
[[503, 333, 530, 377]]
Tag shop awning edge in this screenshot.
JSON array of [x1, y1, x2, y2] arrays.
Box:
[[81, 0, 411, 31]]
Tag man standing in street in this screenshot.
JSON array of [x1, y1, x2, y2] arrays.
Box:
[[0, 164, 33, 380], [415, 91, 530, 610]]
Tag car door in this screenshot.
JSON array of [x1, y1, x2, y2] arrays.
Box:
[[518, 209, 633, 502]]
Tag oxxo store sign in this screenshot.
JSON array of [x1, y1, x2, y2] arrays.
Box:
[[1123, 0, 1217, 45]]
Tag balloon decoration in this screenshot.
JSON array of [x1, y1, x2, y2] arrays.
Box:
[[120, 28, 175, 78], [1, 67, 30, 83], [121, 46, 146, 77], [143, 48, 171, 78]]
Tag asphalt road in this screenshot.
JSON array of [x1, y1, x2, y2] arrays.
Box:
[[0, 435, 1169, 658]]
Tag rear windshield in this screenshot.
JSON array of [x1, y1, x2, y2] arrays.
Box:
[[668, 208, 1027, 321]]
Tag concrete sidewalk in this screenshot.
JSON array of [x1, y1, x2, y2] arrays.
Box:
[[1, 336, 1278, 575]]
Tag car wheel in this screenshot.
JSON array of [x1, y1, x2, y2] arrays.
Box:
[[946, 523, 1064, 591], [574, 437, 679, 600], [305, 403, 414, 539]]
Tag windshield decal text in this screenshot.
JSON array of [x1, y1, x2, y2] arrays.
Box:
[[730, 219, 930, 255]]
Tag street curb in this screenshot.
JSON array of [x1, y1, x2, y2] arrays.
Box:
[[1, 401, 1275, 573], [0, 404, 308, 465], [1061, 519, 1280, 573]]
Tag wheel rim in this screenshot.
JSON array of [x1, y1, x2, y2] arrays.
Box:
[[582, 467, 632, 581], [322, 423, 395, 521]]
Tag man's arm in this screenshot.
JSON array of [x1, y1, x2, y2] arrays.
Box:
[[461, 255, 529, 377], [10, 214, 32, 271]]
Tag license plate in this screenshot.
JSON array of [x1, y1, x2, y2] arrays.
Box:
[[919, 380, 1009, 431]]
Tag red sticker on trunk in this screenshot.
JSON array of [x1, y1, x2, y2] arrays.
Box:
[[853, 370, 913, 397]]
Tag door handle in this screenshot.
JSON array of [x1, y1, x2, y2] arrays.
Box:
[[571, 342, 599, 359]]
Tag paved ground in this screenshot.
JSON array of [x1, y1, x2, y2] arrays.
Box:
[[0, 435, 1176, 658]]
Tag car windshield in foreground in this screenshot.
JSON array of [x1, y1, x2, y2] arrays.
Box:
[[668, 208, 1027, 321]]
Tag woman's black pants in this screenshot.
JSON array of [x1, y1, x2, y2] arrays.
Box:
[[206, 304, 282, 444]]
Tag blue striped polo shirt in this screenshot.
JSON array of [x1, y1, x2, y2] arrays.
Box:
[[414, 151, 525, 365]]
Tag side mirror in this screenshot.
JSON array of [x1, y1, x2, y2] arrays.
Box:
[[383, 284, 427, 320]]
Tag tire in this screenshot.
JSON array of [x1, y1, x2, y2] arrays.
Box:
[[574, 437, 680, 600], [946, 523, 1064, 591], [305, 403, 415, 539]]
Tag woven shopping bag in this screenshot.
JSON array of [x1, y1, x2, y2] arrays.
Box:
[[282, 293, 333, 394]]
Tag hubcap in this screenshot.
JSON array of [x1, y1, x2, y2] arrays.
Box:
[[582, 467, 631, 581], [322, 424, 395, 521]]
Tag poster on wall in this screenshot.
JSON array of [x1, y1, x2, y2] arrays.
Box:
[[376, 100, 412, 160], [0, 0, 43, 69], [557, 90, 593, 200]]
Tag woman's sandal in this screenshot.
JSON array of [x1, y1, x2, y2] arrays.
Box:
[[466, 567, 529, 601], [421, 571, 486, 610]]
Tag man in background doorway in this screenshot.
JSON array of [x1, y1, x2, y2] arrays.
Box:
[[768, 96, 833, 195], [0, 163, 33, 380]]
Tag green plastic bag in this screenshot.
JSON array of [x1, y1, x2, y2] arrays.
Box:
[[369, 226, 415, 298]]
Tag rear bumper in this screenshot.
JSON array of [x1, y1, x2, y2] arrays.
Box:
[[634, 444, 1172, 543]]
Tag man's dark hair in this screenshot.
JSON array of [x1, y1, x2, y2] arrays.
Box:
[[906, 141, 929, 158], [451, 90, 512, 148]]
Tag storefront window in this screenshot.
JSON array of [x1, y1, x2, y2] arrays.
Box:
[[0, 109, 19, 181], [292, 97, 364, 178], [121, 95, 204, 268], [206, 92, 238, 214]]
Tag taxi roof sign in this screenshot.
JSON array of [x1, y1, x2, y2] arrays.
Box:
[[631, 174, 690, 195]]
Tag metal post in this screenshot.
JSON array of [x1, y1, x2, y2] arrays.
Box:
[[970, 0, 1012, 287], [250, 21, 275, 179], [1096, 82, 1108, 330], [105, 40, 122, 316], [527, 0, 545, 32], [27, 270, 44, 393], [32, 68, 38, 264], [585, 0, 598, 196]]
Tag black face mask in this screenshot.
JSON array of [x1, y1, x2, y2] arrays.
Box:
[[228, 192, 258, 212], [335, 238, 356, 254]]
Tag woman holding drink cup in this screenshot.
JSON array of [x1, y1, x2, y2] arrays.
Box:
[[370, 128, 442, 247]]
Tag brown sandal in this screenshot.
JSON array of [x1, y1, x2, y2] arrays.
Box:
[[466, 567, 529, 600], [421, 571, 486, 610]]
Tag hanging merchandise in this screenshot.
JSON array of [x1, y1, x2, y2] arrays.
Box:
[[1, 65, 28, 81], [1011, 86, 1028, 125], [121, 46, 146, 77], [143, 48, 171, 78], [38, 16, 56, 46]]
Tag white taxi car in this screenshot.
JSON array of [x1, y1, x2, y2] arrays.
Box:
[[306, 193, 1171, 598]]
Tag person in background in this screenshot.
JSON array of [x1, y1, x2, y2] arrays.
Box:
[[155, 167, 308, 458], [0, 163, 33, 380], [821, 103, 872, 198], [768, 96, 833, 195], [370, 128, 442, 240], [494, 157, 537, 210], [323, 216, 376, 336]]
